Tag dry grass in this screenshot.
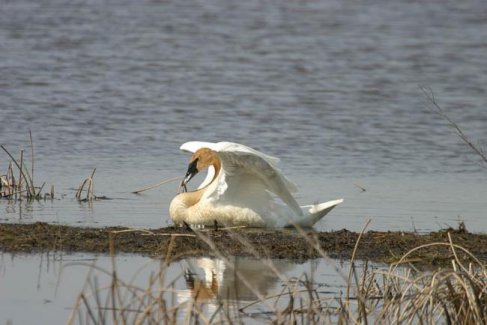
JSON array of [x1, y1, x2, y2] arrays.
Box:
[[422, 86, 487, 166], [0, 132, 50, 200], [1, 134, 98, 201], [76, 168, 97, 202], [68, 228, 487, 325]]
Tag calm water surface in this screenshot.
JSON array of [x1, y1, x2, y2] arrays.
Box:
[[0, 252, 362, 324], [0, 0, 486, 232], [0, 0, 486, 323]]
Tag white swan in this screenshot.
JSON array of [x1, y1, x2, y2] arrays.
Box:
[[169, 141, 343, 228]]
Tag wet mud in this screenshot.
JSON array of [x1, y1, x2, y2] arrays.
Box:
[[1, 222, 486, 266]]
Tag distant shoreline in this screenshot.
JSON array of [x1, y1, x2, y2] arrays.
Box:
[[1, 222, 485, 266]]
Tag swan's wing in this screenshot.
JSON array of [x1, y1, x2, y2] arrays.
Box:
[[180, 141, 280, 167], [179, 141, 302, 216], [215, 150, 303, 216], [180, 141, 298, 192], [180, 141, 217, 154]]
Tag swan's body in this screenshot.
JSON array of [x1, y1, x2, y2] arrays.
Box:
[[169, 141, 343, 228]]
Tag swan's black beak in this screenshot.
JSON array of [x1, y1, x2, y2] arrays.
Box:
[[179, 159, 199, 192]]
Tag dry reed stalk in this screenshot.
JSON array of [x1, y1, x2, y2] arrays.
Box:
[[1, 145, 37, 198], [288, 219, 380, 323], [373, 236, 487, 324], [110, 228, 196, 238], [346, 219, 372, 302], [76, 168, 96, 201], [18, 150, 23, 194], [67, 228, 487, 325], [37, 182, 45, 197], [421, 86, 487, 165], [7, 162, 15, 197], [66, 259, 103, 325], [68, 237, 199, 324], [29, 130, 34, 188], [0, 175, 5, 197], [0, 134, 52, 199], [132, 176, 183, 194]]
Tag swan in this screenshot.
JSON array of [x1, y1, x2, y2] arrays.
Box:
[[169, 141, 343, 228]]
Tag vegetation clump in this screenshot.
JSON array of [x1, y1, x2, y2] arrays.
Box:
[[65, 227, 487, 324], [1, 222, 486, 265]]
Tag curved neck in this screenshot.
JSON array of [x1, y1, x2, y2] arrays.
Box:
[[178, 188, 205, 208], [209, 159, 221, 185], [180, 159, 221, 208], [198, 153, 221, 189]]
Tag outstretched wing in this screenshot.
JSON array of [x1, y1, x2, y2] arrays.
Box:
[[179, 141, 302, 216], [180, 141, 280, 168]]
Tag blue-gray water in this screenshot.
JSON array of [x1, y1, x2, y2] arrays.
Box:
[[0, 1, 486, 322], [1, 0, 487, 175], [0, 252, 361, 324], [1, 0, 486, 232]]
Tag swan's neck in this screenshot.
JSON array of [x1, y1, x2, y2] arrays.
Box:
[[195, 160, 221, 200], [177, 189, 205, 208], [185, 159, 222, 206], [209, 158, 221, 181], [170, 161, 221, 224]]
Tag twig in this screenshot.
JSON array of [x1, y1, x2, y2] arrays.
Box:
[[346, 219, 372, 302], [7, 162, 14, 197], [88, 168, 96, 199], [37, 182, 45, 197], [109, 228, 195, 238], [421, 86, 487, 165], [19, 150, 23, 192], [30, 129, 34, 187], [132, 176, 182, 194], [75, 179, 89, 199]]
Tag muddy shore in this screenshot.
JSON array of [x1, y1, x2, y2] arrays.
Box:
[[1, 222, 486, 265]]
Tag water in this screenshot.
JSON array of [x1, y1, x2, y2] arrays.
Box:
[[0, 252, 359, 324], [0, 0, 486, 232], [0, 0, 486, 323]]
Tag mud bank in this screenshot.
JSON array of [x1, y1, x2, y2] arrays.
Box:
[[1, 222, 486, 265]]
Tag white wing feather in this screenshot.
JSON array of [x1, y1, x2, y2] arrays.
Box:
[[180, 141, 280, 167], [179, 141, 302, 216]]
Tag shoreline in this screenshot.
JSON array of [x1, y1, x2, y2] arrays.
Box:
[[1, 222, 486, 265]]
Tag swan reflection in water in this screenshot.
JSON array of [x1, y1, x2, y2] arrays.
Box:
[[176, 256, 315, 314]]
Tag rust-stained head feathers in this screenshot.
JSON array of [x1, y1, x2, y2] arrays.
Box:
[[180, 148, 221, 191]]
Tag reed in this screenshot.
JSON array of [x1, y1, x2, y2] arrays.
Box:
[[421, 86, 487, 166], [67, 228, 487, 325], [0, 138, 46, 200], [76, 168, 97, 202]]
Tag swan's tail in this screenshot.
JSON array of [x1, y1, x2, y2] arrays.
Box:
[[287, 199, 344, 228]]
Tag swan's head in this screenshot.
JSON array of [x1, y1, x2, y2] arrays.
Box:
[[180, 148, 220, 191]]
